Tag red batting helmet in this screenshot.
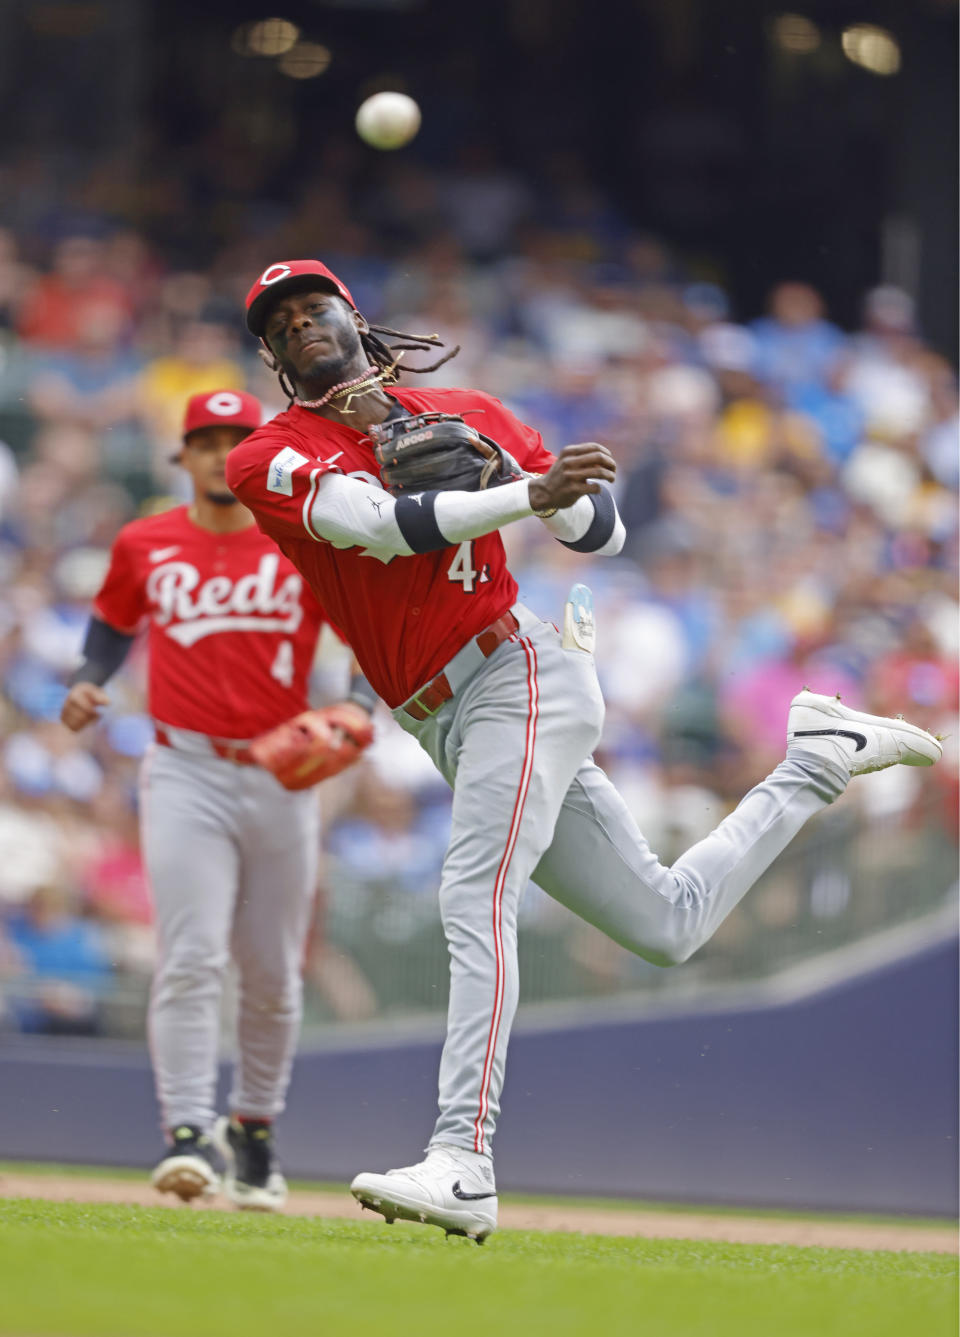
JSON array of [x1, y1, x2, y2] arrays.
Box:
[[182, 389, 262, 439], [245, 260, 357, 338]]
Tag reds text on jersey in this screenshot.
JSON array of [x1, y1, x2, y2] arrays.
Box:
[[93, 506, 326, 738], [225, 387, 555, 708]]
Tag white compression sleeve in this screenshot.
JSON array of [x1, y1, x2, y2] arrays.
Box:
[[432, 480, 535, 541], [537, 494, 594, 542], [305, 472, 411, 551], [306, 473, 536, 555]]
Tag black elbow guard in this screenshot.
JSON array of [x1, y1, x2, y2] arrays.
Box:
[[394, 491, 447, 553], [559, 486, 617, 553]]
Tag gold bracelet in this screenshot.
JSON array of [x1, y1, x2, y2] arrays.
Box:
[[526, 473, 558, 518]]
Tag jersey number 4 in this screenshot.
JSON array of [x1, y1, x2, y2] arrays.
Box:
[[447, 541, 490, 594], [270, 640, 295, 688]]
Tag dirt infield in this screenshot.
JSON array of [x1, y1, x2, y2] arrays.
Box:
[[1, 1170, 955, 1253]]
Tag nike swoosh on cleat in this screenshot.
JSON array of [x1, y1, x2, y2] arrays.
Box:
[[451, 1180, 497, 1201], [792, 728, 867, 752]]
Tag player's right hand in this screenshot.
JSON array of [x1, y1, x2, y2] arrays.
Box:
[[60, 682, 110, 732], [528, 443, 616, 513]]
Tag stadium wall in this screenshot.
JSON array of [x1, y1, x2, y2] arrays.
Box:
[[1, 928, 956, 1216]]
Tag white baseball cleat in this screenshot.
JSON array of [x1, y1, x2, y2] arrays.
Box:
[[787, 689, 942, 776], [350, 1144, 498, 1243]]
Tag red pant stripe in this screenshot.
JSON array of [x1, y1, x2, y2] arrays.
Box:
[[473, 635, 539, 1154]]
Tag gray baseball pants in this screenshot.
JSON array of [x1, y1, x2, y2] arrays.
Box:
[[394, 604, 848, 1157], [139, 742, 319, 1131]]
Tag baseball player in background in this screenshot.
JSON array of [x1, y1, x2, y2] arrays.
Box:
[[61, 388, 375, 1211], [226, 260, 942, 1241]]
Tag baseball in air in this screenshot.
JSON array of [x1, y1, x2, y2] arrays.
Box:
[[355, 92, 422, 150]]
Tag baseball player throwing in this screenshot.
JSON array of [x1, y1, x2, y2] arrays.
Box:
[[62, 388, 374, 1211], [225, 260, 942, 1241]]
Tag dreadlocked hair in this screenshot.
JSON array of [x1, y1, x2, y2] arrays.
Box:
[[361, 324, 461, 383], [259, 324, 460, 404]]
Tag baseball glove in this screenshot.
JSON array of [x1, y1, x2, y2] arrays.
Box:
[[249, 703, 373, 790], [369, 411, 524, 495]]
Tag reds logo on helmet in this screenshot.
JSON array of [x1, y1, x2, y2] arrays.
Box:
[[146, 553, 304, 647], [245, 260, 357, 336], [182, 388, 261, 438], [204, 391, 245, 417], [258, 263, 293, 288]]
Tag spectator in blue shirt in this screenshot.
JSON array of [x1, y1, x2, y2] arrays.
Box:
[[6, 883, 113, 1034], [751, 282, 846, 396]]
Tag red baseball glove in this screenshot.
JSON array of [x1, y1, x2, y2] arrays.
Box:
[[249, 703, 374, 790]]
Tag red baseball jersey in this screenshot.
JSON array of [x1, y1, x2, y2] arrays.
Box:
[[93, 506, 327, 738], [226, 387, 555, 708]]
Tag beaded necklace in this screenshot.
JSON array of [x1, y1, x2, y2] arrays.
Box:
[[294, 365, 384, 414]]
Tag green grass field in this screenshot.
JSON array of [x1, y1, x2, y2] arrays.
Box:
[[0, 1198, 955, 1337]]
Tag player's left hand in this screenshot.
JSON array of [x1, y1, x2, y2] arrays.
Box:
[[249, 702, 374, 790]]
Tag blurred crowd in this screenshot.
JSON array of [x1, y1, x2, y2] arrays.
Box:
[[0, 147, 956, 1034]]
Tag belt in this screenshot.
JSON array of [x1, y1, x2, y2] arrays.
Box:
[[403, 611, 519, 721], [154, 724, 257, 766]]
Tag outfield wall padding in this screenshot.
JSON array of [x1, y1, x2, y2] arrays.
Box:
[[1, 936, 956, 1215]]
